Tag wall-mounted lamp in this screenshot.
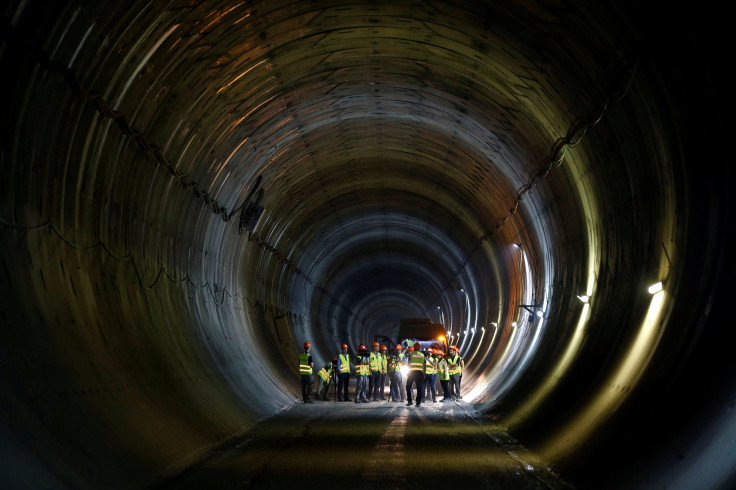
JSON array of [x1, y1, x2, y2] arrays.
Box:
[[536, 310, 544, 318], [512, 322, 518, 327], [513, 243, 522, 249], [648, 281, 664, 294], [577, 294, 590, 303]]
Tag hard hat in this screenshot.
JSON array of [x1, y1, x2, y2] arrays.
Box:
[[332, 357, 338, 361], [449, 345, 456, 351], [359, 344, 366, 350], [407, 346, 414, 352], [341, 343, 348, 349], [380, 345, 387, 351], [372, 341, 379, 347], [395, 345, 402, 350], [414, 342, 421, 350], [304, 342, 311, 348]]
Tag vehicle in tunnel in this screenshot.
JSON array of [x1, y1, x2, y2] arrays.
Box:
[[396, 318, 448, 354]]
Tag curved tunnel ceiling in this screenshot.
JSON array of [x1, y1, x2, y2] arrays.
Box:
[[1, 1, 732, 489]]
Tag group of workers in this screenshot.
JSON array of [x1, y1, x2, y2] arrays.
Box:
[[298, 341, 465, 406]]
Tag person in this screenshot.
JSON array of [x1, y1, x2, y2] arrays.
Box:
[[368, 341, 382, 401], [337, 343, 352, 402], [423, 348, 438, 403], [437, 350, 451, 401], [379, 345, 388, 400], [404, 345, 413, 401], [354, 344, 370, 403], [388, 345, 403, 402], [405, 342, 425, 407], [299, 342, 315, 403], [315, 359, 335, 401], [447, 345, 462, 400]]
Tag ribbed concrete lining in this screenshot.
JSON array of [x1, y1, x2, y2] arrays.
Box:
[[0, 1, 731, 489]]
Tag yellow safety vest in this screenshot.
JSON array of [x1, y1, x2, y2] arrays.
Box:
[[388, 356, 399, 373], [317, 365, 332, 382], [381, 353, 387, 373], [409, 351, 425, 371], [369, 352, 381, 372], [448, 354, 460, 375], [338, 353, 351, 374], [425, 357, 437, 375], [299, 353, 312, 375], [356, 356, 370, 376], [438, 359, 450, 381]]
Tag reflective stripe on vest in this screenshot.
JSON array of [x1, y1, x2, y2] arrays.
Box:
[[339, 353, 351, 373], [425, 358, 436, 375], [318, 365, 332, 382], [369, 352, 381, 372], [357, 363, 369, 376], [299, 353, 312, 375], [382, 354, 387, 372], [388, 356, 400, 373], [438, 359, 450, 381], [409, 352, 425, 370], [448, 354, 460, 375]]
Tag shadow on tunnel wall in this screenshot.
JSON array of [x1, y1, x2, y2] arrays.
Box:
[[0, 1, 733, 489]]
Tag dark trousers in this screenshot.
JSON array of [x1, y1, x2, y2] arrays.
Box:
[[406, 370, 425, 404], [301, 374, 314, 401], [338, 372, 350, 400], [449, 374, 460, 399], [369, 371, 381, 399], [440, 379, 450, 399]]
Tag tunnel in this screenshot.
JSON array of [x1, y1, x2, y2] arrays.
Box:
[[0, 0, 732, 488]]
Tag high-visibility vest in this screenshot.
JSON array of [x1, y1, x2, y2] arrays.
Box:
[[299, 353, 313, 375], [317, 365, 332, 382], [381, 353, 387, 373], [369, 352, 381, 372], [425, 357, 437, 375], [388, 355, 401, 373], [447, 354, 460, 375], [355, 356, 370, 376], [409, 351, 425, 371], [438, 359, 450, 381], [338, 353, 351, 374]]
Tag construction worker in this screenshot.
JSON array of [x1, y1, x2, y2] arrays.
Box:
[[447, 345, 462, 400], [405, 342, 425, 407], [337, 343, 352, 402], [423, 348, 438, 403], [379, 345, 388, 400], [299, 342, 315, 403], [437, 350, 451, 401], [316, 358, 335, 401], [388, 345, 403, 402], [354, 344, 370, 403], [404, 345, 414, 401], [368, 341, 382, 401]]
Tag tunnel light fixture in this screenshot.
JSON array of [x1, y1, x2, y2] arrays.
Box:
[[513, 243, 522, 249], [648, 281, 664, 294], [512, 321, 518, 327], [577, 294, 590, 303], [491, 322, 498, 327], [536, 310, 544, 318]]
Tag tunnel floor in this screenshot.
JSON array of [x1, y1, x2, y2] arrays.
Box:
[[158, 398, 573, 489]]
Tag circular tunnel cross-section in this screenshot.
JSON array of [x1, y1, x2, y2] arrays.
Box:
[[0, 1, 732, 489]]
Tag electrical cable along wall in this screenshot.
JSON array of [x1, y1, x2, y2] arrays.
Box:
[[0, 1, 732, 489]]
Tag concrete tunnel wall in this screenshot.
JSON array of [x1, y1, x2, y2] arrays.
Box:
[[0, 1, 732, 489]]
